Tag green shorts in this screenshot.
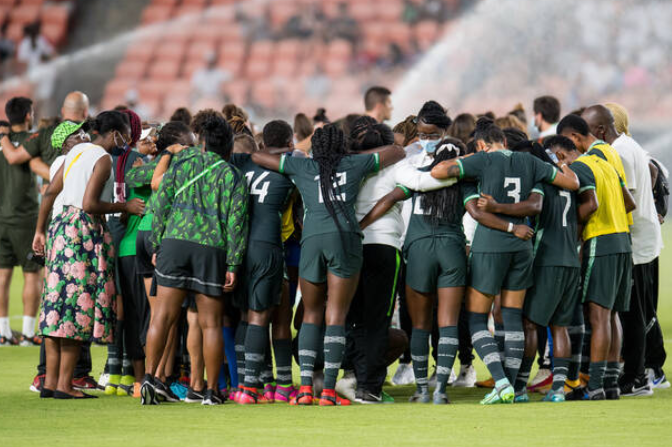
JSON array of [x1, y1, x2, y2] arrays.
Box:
[[234, 241, 284, 312], [299, 233, 363, 283], [404, 236, 466, 293], [468, 250, 533, 296], [582, 252, 632, 312], [524, 266, 580, 326], [0, 222, 41, 272]]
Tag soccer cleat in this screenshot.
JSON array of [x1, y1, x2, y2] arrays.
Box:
[[620, 377, 653, 397], [392, 363, 415, 386], [72, 375, 102, 390], [319, 389, 351, 406], [273, 384, 298, 403], [480, 389, 502, 405], [19, 334, 42, 346], [408, 390, 431, 403], [263, 383, 276, 403], [132, 382, 141, 398], [30, 374, 45, 393], [290, 385, 314, 405], [202, 389, 224, 406], [0, 335, 18, 346], [237, 387, 271, 405], [154, 378, 180, 402], [140, 375, 159, 405], [586, 388, 606, 400], [104, 374, 121, 395], [447, 368, 458, 386], [647, 368, 671, 389], [229, 387, 242, 403], [356, 390, 385, 404], [475, 377, 495, 388], [564, 378, 582, 394], [335, 371, 357, 402], [185, 387, 206, 403], [565, 386, 587, 401], [117, 375, 135, 396], [381, 390, 395, 404], [542, 390, 565, 402], [528, 369, 553, 393], [605, 387, 620, 400], [452, 364, 477, 388], [481, 383, 515, 405], [432, 390, 450, 405], [98, 373, 110, 388], [579, 372, 590, 387], [514, 392, 530, 403]]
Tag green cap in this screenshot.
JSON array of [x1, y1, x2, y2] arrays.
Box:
[[51, 121, 86, 150]]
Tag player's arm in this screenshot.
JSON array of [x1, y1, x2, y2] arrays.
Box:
[[360, 186, 409, 230], [477, 191, 543, 217], [622, 184, 636, 213], [82, 156, 144, 216], [151, 145, 186, 191], [430, 160, 461, 179], [576, 189, 598, 223], [32, 164, 65, 256], [150, 159, 178, 252], [359, 144, 405, 168], [549, 163, 580, 191], [394, 163, 457, 192], [29, 156, 50, 181], [223, 173, 249, 292], [649, 161, 658, 190], [251, 151, 282, 172], [0, 135, 32, 165], [465, 199, 533, 241]]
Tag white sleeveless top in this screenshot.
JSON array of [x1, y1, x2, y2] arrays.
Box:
[[61, 143, 114, 209]]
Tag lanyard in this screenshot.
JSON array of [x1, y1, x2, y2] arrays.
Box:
[[175, 160, 225, 196]]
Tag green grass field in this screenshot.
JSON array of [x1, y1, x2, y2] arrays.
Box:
[[2, 230, 672, 447]]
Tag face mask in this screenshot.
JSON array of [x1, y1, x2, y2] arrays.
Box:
[[419, 139, 439, 154]]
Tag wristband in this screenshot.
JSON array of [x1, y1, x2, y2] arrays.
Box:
[[507, 222, 514, 233]]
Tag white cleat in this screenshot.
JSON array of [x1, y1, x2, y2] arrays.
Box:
[[452, 364, 477, 388], [392, 363, 415, 386]]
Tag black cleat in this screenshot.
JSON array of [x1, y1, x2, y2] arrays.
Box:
[[140, 374, 159, 406]]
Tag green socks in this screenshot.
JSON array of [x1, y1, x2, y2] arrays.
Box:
[[515, 356, 535, 393], [494, 322, 505, 362], [588, 361, 607, 392], [234, 322, 248, 385], [567, 323, 584, 381], [501, 307, 524, 384], [469, 312, 508, 383], [298, 323, 320, 387], [604, 361, 622, 390], [411, 328, 430, 394], [243, 324, 267, 388], [553, 357, 570, 392], [273, 338, 293, 386], [323, 325, 346, 390], [436, 326, 459, 393]]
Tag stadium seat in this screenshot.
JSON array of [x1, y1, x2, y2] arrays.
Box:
[[125, 41, 158, 63], [148, 59, 181, 81], [6, 21, 25, 43], [141, 5, 173, 25], [274, 58, 297, 77], [0, 0, 17, 6], [276, 39, 302, 59], [375, 0, 404, 22], [20, 0, 45, 5], [41, 22, 68, 47], [138, 79, 172, 102], [115, 60, 148, 80], [415, 20, 440, 50], [40, 3, 70, 26], [9, 4, 41, 24], [154, 40, 188, 64], [245, 58, 271, 80], [328, 39, 353, 61], [104, 78, 134, 99], [150, 0, 178, 5], [349, 2, 376, 23], [269, 0, 298, 27]]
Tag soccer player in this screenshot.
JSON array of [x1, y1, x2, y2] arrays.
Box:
[[251, 124, 404, 406], [431, 117, 579, 404], [230, 120, 296, 405], [548, 120, 636, 400], [142, 114, 248, 406]]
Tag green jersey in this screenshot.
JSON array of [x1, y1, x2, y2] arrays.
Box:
[[0, 131, 38, 226], [231, 153, 294, 247], [23, 122, 66, 166], [118, 160, 156, 257], [399, 183, 466, 248], [279, 153, 380, 241], [457, 150, 557, 253], [150, 148, 249, 271], [533, 183, 580, 267]]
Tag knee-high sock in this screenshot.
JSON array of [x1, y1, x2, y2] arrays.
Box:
[[469, 312, 508, 383], [514, 357, 535, 393], [604, 361, 622, 390], [108, 320, 124, 376], [323, 325, 346, 390], [411, 328, 430, 394], [494, 322, 506, 362], [273, 338, 293, 386], [233, 322, 247, 388], [581, 323, 592, 375], [501, 307, 525, 384], [436, 326, 459, 393], [552, 357, 570, 392], [259, 336, 274, 385], [121, 353, 133, 377], [568, 321, 584, 381], [588, 361, 607, 392], [222, 326, 237, 389], [243, 324, 267, 389], [298, 323, 320, 387]]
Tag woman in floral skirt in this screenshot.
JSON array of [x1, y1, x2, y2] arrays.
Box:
[[32, 111, 145, 399]]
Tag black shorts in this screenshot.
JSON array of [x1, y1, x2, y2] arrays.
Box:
[[0, 222, 41, 272], [155, 239, 228, 298], [117, 255, 149, 360], [234, 241, 284, 312], [135, 230, 154, 278]]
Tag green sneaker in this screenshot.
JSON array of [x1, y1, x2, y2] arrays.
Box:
[[105, 374, 121, 396], [480, 389, 502, 405], [409, 390, 431, 403], [381, 390, 395, 404], [543, 390, 566, 402], [498, 384, 515, 403], [514, 392, 530, 403], [433, 390, 450, 405]]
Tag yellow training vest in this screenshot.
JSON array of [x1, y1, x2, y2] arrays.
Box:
[[590, 141, 633, 225], [576, 154, 630, 241]]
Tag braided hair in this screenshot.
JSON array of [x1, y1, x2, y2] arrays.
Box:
[[311, 124, 350, 240], [420, 137, 465, 226], [349, 116, 394, 152], [417, 100, 452, 129], [156, 121, 192, 152], [473, 116, 505, 145]]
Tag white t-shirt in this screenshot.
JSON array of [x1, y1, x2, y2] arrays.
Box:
[[191, 67, 231, 98], [49, 155, 65, 219], [61, 143, 114, 210], [17, 36, 54, 71], [611, 134, 662, 264]]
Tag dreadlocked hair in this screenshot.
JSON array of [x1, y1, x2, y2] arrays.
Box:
[[311, 124, 350, 240], [156, 121, 192, 152], [417, 101, 452, 129], [420, 137, 465, 226], [473, 116, 505, 145], [349, 116, 394, 152]]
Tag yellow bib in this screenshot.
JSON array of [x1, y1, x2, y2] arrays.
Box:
[[578, 154, 630, 241], [591, 141, 633, 225]]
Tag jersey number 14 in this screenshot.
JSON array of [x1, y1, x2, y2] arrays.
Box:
[[245, 171, 270, 203]]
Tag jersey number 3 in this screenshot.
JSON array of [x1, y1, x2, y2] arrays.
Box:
[[245, 171, 270, 203], [504, 177, 521, 203]]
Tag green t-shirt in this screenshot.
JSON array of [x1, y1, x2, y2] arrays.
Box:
[[457, 150, 557, 253], [23, 122, 65, 166], [118, 160, 157, 257], [399, 181, 466, 248], [279, 153, 380, 241], [533, 183, 580, 267], [0, 131, 38, 226], [231, 153, 294, 247]]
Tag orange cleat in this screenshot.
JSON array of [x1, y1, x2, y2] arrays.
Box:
[[319, 389, 351, 406], [289, 386, 314, 406]]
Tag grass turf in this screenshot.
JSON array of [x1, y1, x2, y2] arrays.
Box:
[[2, 229, 672, 446]]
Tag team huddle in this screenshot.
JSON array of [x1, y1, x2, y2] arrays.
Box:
[[0, 87, 667, 406]]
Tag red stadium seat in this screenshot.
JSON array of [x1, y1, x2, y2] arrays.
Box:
[[104, 78, 134, 99], [375, 0, 404, 22], [276, 39, 302, 59], [21, 0, 45, 5], [173, 5, 204, 19], [148, 59, 181, 81], [245, 58, 270, 80], [115, 60, 148, 80], [150, 0, 178, 5], [125, 41, 158, 63], [141, 5, 173, 25], [41, 22, 68, 47], [222, 79, 249, 105], [6, 22, 25, 43], [40, 3, 70, 26], [154, 40, 188, 63], [328, 39, 353, 61], [252, 80, 276, 109], [269, 0, 298, 27], [186, 39, 218, 63], [349, 2, 376, 22], [415, 20, 439, 50], [385, 22, 412, 51], [0, 0, 17, 6], [138, 79, 171, 102], [274, 58, 296, 78], [10, 4, 40, 24]]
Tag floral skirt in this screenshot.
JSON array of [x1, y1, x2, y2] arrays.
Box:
[[38, 206, 116, 343]]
